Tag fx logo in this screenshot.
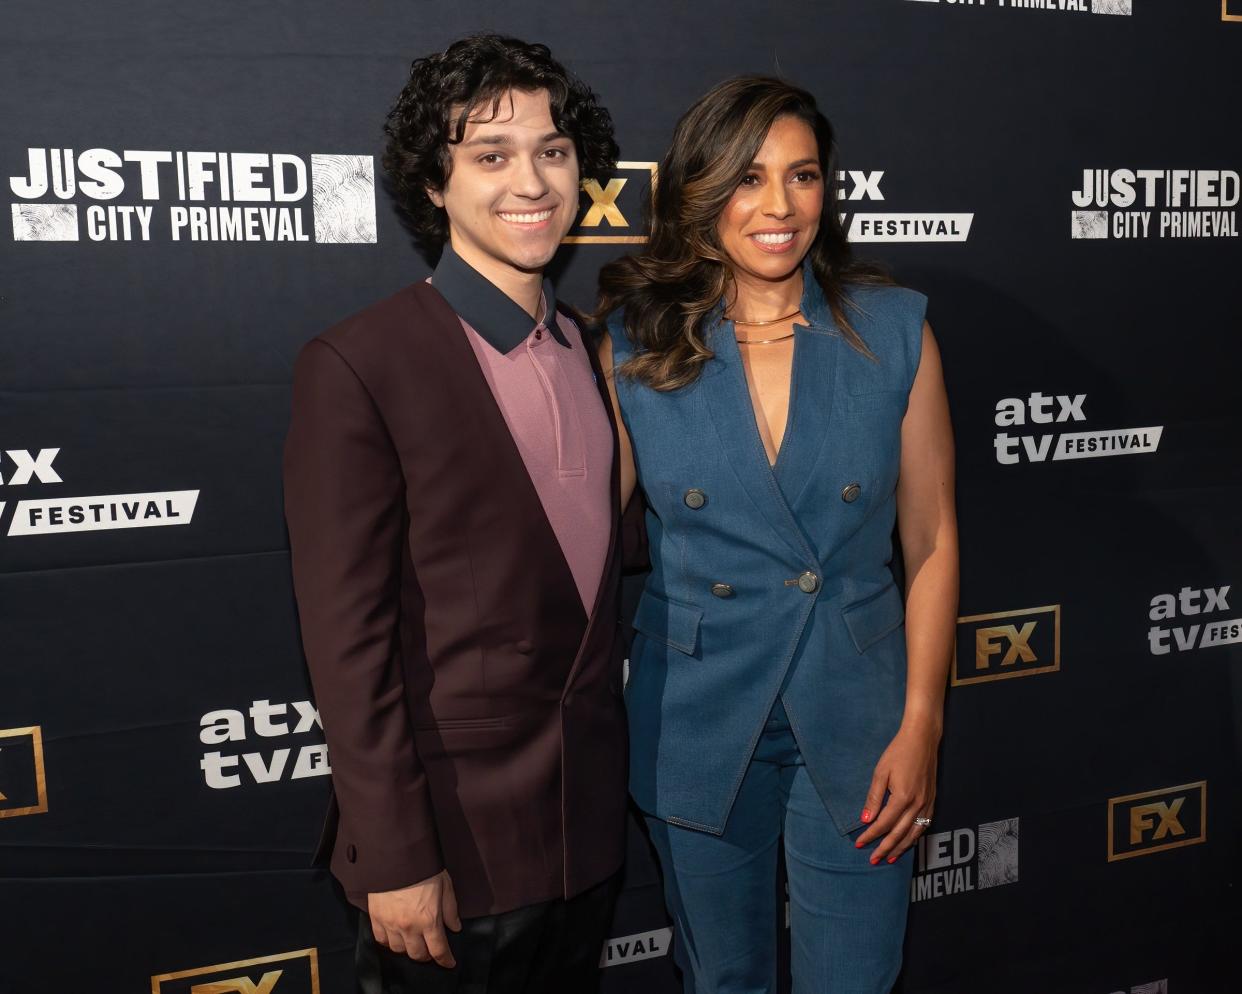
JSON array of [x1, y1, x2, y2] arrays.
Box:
[[1107, 781, 1206, 861], [0, 726, 49, 819], [564, 161, 657, 244], [151, 949, 319, 994], [951, 605, 1060, 686]]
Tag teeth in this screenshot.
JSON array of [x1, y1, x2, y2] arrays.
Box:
[[752, 231, 795, 245], [499, 209, 554, 223]]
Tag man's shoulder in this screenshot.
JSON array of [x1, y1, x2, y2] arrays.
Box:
[[311, 280, 454, 356]]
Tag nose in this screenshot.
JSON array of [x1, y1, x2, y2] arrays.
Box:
[[510, 153, 551, 200], [760, 179, 793, 220]]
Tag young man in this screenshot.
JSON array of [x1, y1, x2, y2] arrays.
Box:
[[282, 35, 627, 991]]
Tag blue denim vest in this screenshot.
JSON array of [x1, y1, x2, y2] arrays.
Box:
[[607, 260, 928, 838]]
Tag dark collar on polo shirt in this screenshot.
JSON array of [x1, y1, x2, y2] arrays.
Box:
[[431, 242, 571, 354]]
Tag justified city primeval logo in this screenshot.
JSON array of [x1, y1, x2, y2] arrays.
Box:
[[1071, 168, 1239, 239], [9, 147, 376, 243], [909, 817, 1018, 903], [1148, 583, 1240, 655], [904, 0, 1132, 16], [0, 447, 198, 536], [993, 392, 1162, 464], [839, 169, 973, 243], [200, 697, 331, 790]]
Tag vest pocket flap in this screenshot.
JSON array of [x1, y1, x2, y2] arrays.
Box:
[[841, 580, 905, 653], [631, 590, 703, 656], [845, 388, 908, 412]]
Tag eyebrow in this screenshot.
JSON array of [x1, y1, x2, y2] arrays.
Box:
[[748, 158, 821, 170], [462, 131, 569, 148]]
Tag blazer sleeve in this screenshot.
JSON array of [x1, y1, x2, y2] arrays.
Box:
[[282, 337, 444, 896]]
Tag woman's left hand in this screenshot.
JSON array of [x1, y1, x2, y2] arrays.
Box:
[[852, 718, 940, 865]]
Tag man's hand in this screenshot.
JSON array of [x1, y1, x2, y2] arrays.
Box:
[[367, 869, 462, 967]]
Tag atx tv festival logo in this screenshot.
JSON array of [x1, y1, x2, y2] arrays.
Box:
[[910, 816, 1018, 902], [564, 163, 975, 244], [1148, 583, 1239, 655], [1107, 781, 1205, 861], [0, 447, 198, 536], [600, 927, 672, 967], [1071, 168, 1239, 239], [200, 698, 331, 789], [993, 392, 1162, 464], [9, 147, 376, 243], [904, 0, 1132, 15], [0, 726, 49, 820], [952, 604, 1060, 685], [838, 169, 973, 243], [151, 948, 320, 994]]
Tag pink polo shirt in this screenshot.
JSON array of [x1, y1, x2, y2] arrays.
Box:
[[458, 306, 613, 614]]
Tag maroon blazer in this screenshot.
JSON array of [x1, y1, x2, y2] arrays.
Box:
[[282, 280, 628, 918]]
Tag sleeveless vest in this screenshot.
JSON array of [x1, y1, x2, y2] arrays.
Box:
[[607, 259, 928, 838]]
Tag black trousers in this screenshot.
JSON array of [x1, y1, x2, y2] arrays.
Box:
[[354, 871, 622, 994]]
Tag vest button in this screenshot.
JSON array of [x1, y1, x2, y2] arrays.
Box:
[[841, 482, 862, 503], [711, 582, 734, 598], [796, 571, 820, 594], [684, 488, 707, 509]]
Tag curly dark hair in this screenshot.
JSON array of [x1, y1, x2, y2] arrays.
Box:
[[382, 33, 619, 259]]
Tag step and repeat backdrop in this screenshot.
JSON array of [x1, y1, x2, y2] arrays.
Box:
[[2, 2, 1240, 992]]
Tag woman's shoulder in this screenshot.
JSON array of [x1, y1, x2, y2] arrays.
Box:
[[842, 281, 928, 324], [601, 304, 638, 356]]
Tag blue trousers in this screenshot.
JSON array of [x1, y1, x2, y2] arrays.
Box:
[[643, 697, 913, 994]]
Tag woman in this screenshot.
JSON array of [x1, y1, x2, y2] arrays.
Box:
[[596, 76, 958, 993]]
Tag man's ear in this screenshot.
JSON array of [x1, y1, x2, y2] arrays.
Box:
[[426, 186, 445, 209]]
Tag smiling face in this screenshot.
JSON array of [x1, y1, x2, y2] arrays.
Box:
[[715, 114, 824, 286], [428, 87, 580, 286]]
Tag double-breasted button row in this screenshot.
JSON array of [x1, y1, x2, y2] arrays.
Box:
[[686, 484, 860, 507], [713, 572, 821, 597]]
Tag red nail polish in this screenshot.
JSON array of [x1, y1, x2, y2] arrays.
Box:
[[854, 839, 864, 849], [886, 855, 896, 864], [869, 855, 879, 865], [861, 809, 871, 823]]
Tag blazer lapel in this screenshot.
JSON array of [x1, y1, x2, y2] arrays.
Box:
[[421, 284, 588, 633], [776, 320, 841, 512], [564, 322, 622, 687], [700, 320, 818, 567]]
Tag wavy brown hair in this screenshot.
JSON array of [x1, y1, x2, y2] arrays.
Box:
[[596, 75, 895, 391]]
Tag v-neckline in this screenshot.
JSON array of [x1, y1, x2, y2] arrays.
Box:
[[725, 316, 805, 480]]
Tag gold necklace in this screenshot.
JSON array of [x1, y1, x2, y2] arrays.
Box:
[[727, 306, 802, 327], [736, 329, 795, 344]]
